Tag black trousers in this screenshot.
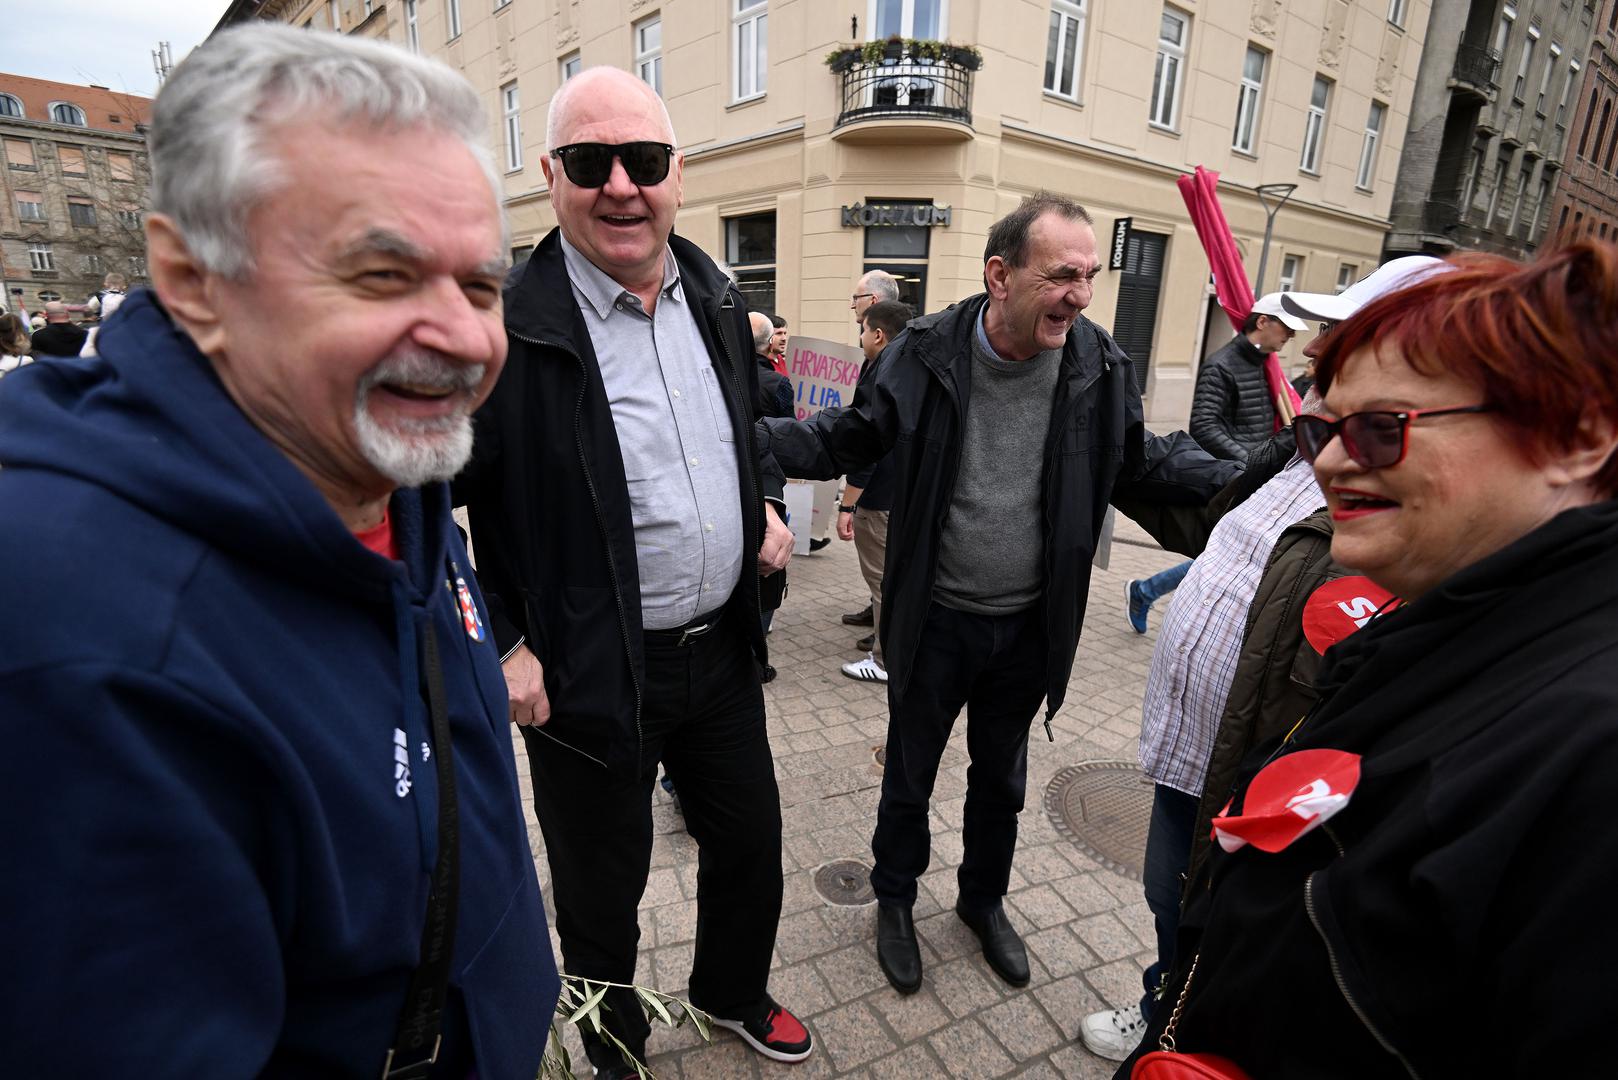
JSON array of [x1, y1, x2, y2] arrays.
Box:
[[870, 600, 1049, 912], [525, 612, 783, 1066]]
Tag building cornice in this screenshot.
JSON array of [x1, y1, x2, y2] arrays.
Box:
[[999, 121, 1394, 232], [0, 118, 148, 145]]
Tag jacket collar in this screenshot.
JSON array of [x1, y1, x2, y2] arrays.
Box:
[[1231, 334, 1270, 364], [906, 294, 1112, 389], [505, 227, 734, 348]]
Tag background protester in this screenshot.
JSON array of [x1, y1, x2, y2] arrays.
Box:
[[1121, 241, 1618, 1078], [0, 312, 31, 375], [0, 25, 559, 1076], [26, 301, 88, 358], [761, 192, 1237, 1000], [837, 298, 909, 685], [457, 65, 810, 1076]]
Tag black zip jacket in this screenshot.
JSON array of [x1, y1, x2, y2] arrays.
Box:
[[1122, 499, 1618, 1078], [757, 295, 1239, 724], [1190, 333, 1275, 463], [456, 229, 784, 777]]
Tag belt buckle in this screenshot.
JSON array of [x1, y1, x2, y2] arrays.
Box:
[[677, 621, 711, 646], [380, 1036, 440, 1080]]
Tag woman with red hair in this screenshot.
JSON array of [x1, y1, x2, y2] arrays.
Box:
[[1119, 242, 1618, 1079]]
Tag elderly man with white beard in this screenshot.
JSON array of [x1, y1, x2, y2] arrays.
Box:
[[0, 25, 560, 1077]]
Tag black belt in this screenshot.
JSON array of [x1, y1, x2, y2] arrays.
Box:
[[644, 607, 726, 646]]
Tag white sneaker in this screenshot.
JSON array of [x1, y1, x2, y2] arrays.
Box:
[[1079, 1002, 1146, 1061], [840, 653, 888, 683]]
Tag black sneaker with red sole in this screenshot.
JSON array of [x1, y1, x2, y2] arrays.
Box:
[[709, 996, 813, 1062]]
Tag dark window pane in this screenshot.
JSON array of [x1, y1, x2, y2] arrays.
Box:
[[734, 268, 776, 313], [863, 262, 926, 315], [726, 212, 776, 265]]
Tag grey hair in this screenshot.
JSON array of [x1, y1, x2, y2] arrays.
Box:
[[860, 269, 900, 303], [749, 311, 773, 350], [545, 66, 678, 153], [150, 24, 502, 279]]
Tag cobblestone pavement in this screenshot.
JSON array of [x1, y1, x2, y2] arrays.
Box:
[[514, 518, 1186, 1079]]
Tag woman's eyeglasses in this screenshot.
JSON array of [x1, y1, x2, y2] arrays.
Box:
[[1293, 405, 1493, 469], [549, 141, 675, 188]]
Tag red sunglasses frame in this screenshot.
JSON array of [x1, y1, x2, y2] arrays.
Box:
[[1293, 404, 1493, 468]]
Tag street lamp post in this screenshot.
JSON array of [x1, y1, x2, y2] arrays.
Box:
[[1253, 182, 1298, 296]]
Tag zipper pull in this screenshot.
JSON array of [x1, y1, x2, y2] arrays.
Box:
[[1043, 718, 1055, 742]]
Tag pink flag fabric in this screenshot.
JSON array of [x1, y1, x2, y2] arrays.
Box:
[[1176, 166, 1303, 429]]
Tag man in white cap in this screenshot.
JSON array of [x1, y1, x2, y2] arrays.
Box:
[[1189, 291, 1307, 464], [1081, 257, 1445, 1064]]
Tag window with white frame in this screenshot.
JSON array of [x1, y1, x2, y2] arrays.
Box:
[[0, 93, 22, 119], [1356, 102, 1385, 189], [29, 243, 54, 272], [733, 0, 767, 102], [129, 255, 147, 278], [1508, 159, 1533, 235], [871, 0, 945, 40], [1300, 76, 1331, 174], [81, 253, 102, 275], [50, 102, 86, 126], [1232, 45, 1267, 154], [561, 52, 581, 81], [37, 290, 61, 303], [725, 212, 777, 312], [1278, 254, 1302, 294], [117, 209, 142, 228], [68, 198, 96, 227], [1557, 59, 1579, 127], [635, 15, 662, 95], [405, 0, 420, 52], [1336, 264, 1357, 293], [1537, 43, 1560, 117], [1045, 0, 1088, 102], [1494, 5, 1516, 59], [16, 192, 44, 222], [447, 0, 462, 40], [1387, 0, 1408, 27], [1149, 8, 1189, 130], [501, 82, 522, 172], [1514, 25, 1539, 103]]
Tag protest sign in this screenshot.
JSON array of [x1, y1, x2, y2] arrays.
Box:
[[782, 336, 866, 549]]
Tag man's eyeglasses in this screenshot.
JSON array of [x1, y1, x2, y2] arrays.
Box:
[[850, 292, 875, 305], [1293, 405, 1492, 469], [549, 141, 675, 188]]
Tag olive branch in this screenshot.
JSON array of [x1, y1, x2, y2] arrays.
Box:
[[539, 976, 712, 1079]]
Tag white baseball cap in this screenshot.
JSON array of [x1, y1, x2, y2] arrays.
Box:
[[1249, 292, 1308, 332], [1281, 255, 1448, 323]]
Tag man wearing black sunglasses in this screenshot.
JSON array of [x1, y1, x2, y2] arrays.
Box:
[[457, 67, 811, 1075]]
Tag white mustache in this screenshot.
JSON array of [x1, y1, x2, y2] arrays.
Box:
[[360, 348, 485, 395]]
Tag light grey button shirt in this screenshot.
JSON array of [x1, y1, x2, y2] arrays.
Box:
[[561, 235, 744, 630]]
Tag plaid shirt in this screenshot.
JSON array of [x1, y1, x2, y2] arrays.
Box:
[[1138, 455, 1326, 796]]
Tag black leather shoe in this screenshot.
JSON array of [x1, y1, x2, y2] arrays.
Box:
[[876, 904, 922, 994], [856, 633, 875, 652], [842, 604, 875, 626], [809, 536, 831, 552], [955, 902, 1030, 987]]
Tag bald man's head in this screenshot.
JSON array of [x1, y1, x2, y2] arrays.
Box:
[[44, 301, 69, 323], [749, 311, 773, 352], [546, 66, 676, 153]]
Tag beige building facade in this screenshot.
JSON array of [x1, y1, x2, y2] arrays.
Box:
[[227, 0, 1429, 424]]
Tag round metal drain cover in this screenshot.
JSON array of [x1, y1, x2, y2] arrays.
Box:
[[1044, 761, 1152, 881], [812, 859, 876, 906]]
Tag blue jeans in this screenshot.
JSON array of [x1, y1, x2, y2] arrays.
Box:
[[1137, 560, 1191, 605], [1139, 783, 1200, 1019]]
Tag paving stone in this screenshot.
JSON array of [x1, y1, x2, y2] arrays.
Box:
[[1008, 882, 1078, 930], [980, 992, 1067, 1062], [866, 985, 952, 1041], [811, 1000, 899, 1073], [927, 1016, 1018, 1078], [1071, 911, 1145, 963], [928, 956, 1009, 1020]]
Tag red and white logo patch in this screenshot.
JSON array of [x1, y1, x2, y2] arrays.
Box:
[[1211, 748, 1362, 854], [1301, 577, 1400, 654]]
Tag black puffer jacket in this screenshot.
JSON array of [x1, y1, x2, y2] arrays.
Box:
[[1121, 500, 1618, 1079], [1190, 334, 1275, 462], [456, 229, 784, 777], [758, 296, 1238, 724]]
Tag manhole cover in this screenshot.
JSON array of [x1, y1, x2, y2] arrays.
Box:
[[812, 859, 876, 906], [1044, 761, 1152, 881]]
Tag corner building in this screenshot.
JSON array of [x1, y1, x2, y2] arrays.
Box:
[[249, 0, 1428, 424]]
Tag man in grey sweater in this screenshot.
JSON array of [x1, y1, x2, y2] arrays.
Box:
[[758, 193, 1234, 997]]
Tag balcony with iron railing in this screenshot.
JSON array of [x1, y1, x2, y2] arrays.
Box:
[[1449, 42, 1501, 104], [827, 40, 978, 143]]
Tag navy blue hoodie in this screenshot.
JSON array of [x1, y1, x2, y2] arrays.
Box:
[[0, 291, 560, 1076]]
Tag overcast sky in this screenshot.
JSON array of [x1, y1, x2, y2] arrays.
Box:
[[6, 0, 227, 98]]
